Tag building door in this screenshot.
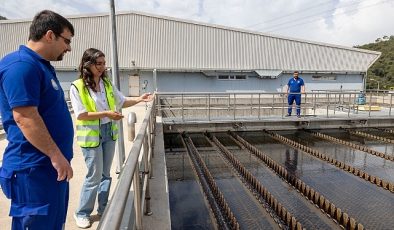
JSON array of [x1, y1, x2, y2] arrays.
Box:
[[129, 75, 140, 96]]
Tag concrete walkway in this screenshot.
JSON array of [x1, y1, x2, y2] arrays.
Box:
[[0, 101, 161, 229]]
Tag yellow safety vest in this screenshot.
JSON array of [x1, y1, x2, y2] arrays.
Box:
[[72, 78, 118, 147]]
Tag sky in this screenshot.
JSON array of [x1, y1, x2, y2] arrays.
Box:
[[1, 0, 393, 47]]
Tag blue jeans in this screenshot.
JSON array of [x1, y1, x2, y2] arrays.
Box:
[[288, 93, 302, 115], [75, 123, 116, 218]]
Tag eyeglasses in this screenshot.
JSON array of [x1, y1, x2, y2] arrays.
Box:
[[56, 34, 71, 45]]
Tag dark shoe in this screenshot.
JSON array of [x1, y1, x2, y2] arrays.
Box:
[[285, 114, 291, 117]]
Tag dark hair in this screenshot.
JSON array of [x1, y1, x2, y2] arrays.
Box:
[[29, 10, 74, 41], [78, 48, 109, 92]]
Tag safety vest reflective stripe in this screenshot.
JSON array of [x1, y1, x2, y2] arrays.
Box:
[[76, 125, 100, 131], [77, 135, 100, 143]]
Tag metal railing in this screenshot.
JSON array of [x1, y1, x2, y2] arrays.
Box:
[[98, 99, 156, 230], [157, 91, 394, 122]]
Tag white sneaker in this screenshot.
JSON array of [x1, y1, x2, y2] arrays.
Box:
[[73, 213, 91, 229]]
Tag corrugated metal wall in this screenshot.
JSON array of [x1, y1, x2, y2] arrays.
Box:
[[0, 11, 380, 72]]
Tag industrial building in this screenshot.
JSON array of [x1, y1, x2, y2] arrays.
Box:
[[2, 10, 394, 230], [0, 11, 380, 95]]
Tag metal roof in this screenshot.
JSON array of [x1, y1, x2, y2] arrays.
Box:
[[255, 70, 283, 78], [0, 11, 381, 72]]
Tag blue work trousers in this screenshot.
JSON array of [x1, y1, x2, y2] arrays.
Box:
[[0, 165, 69, 230], [75, 122, 116, 218], [288, 93, 302, 115]]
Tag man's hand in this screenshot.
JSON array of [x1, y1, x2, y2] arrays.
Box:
[[50, 153, 73, 181]]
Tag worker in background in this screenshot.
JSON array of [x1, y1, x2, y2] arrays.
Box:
[[285, 71, 305, 118]]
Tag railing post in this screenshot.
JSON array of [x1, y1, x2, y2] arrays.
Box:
[[271, 94, 274, 116], [281, 93, 285, 118], [250, 94, 253, 117], [228, 93, 231, 118], [148, 115, 154, 172], [313, 93, 316, 116], [181, 94, 184, 122], [347, 93, 351, 117], [133, 164, 142, 230], [369, 92, 372, 117], [234, 94, 236, 120], [334, 93, 337, 115], [208, 93, 211, 121], [326, 93, 330, 118], [390, 94, 393, 116], [143, 135, 152, 216], [258, 93, 261, 120]]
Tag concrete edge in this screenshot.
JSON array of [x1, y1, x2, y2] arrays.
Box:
[[142, 116, 171, 230]]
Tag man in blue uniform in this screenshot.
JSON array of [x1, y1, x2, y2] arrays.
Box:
[[286, 71, 305, 118], [0, 10, 74, 230]]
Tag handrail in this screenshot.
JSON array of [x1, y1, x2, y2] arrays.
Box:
[[156, 91, 394, 121], [98, 99, 156, 230]]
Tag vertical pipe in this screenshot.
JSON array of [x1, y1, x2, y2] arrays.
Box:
[[110, 0, 125, 172], [153, 69, 157, 92]]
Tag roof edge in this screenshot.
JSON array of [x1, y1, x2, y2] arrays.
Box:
[[1, 10, 381, 56]]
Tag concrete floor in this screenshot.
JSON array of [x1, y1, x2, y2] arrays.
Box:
[[0, 101, 169, 230]]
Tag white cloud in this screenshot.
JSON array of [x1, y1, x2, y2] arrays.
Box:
[[0, 0, 393, 46]]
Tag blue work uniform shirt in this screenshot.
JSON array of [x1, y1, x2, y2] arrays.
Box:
[[0, 45, 74, 170], [287, 77, 304, 93]]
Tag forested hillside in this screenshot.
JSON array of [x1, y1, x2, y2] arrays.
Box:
[[356, 36, 394, 90]]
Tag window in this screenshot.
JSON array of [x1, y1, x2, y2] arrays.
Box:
[[217, 75, 247, 80], [312, 74, 337, 81], [218, 75, 229, 80]]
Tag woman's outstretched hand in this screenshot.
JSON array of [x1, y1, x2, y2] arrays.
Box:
[[140, 92, 154, 102]]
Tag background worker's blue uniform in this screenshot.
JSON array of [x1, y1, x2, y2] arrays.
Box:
[[0, 45, 74, 230], [287, 77, 305, 116]]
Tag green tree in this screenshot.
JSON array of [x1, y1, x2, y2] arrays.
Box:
[[356, 36, 394, 89], [0, 15, 7, 20]]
